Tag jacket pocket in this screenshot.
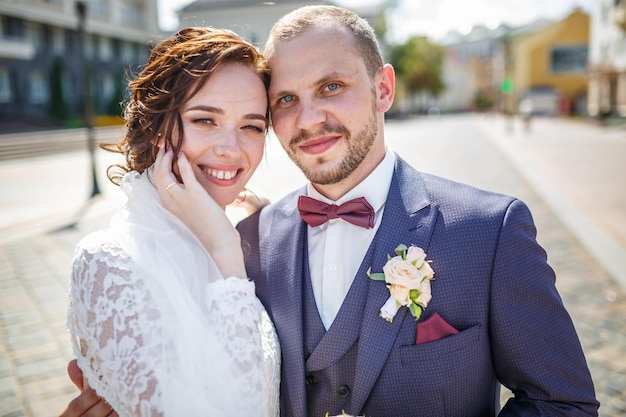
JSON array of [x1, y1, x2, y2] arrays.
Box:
[[400, 323, 481, 363]]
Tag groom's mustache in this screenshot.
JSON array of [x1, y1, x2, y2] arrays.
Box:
[[289, 123, 351, 149]]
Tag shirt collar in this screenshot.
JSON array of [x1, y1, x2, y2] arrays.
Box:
[[306, 148, 395, 214]]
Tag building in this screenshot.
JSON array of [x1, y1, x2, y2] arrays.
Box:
[[435, 8, 589, 116], [0, 0, 161, 131], [503, 8, 589, 116], [588, 0, 626, 118], [176, 0, 382, 49], [437, 25, 508, 113], [177, 0, 330, 48]]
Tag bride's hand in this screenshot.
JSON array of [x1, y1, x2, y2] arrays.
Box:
[[153, 145, 246, 279]]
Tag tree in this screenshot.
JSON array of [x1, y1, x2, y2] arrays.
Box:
[[389, 36, 445, 97]]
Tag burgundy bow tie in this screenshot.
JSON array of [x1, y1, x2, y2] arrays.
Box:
[[297, 195, 375, 229]]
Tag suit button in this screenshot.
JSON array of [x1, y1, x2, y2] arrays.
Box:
[[306, 375, 318, 386], [337, 385, 350, 397]]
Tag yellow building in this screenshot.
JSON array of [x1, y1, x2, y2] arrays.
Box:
[[503, 8, 589, 115]]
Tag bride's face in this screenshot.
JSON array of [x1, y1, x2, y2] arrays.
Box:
[[175, 63, 268, 208]]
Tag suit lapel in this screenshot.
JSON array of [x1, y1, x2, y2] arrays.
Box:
[[260, 194, 308, 417], [305, 247, 373, 371], [352, 156, 440, 412]]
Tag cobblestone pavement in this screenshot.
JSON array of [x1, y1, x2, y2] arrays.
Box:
[[1, 115, 624, 416]]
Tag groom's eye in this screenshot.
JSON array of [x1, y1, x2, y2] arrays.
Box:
[[279, 95, 295, 104]]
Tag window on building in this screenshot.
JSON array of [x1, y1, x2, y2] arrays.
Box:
[[25, 22, 42, 52], [550, 45, 588, 74], [102, 72, 114, 101], [100, 37, 112, 62], [91, 0, 109, 19], [52, 27, 65, 55], [121, 2, 144, 27], [121, 41, 135, 63], [85, 34, 95, 59], [0, 67, 12, 103], [29, 70, 49, 104]]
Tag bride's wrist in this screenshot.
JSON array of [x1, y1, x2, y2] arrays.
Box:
[[210, 248, 246, 279]]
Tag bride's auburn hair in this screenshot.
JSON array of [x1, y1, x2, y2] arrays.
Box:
[[103, 27, 270, 185]]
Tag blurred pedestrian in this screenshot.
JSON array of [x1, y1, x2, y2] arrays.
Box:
[[519, 97, 534, 132]]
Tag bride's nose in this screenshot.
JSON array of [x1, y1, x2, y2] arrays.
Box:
[[214, 128, 243, 157]]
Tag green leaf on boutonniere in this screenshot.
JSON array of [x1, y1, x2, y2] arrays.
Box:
[[394, 244, 408, 258], [366, 267, 386, 281], [409, 303, 423, 320], [409, 289, 420, 301]]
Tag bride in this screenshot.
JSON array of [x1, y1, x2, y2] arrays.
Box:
[[65, 27, 279, 416]]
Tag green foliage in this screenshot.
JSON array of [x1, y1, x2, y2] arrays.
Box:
[[107, 73, 125, 116], [48, 58, 69, 123], [389, 36, 445, 97], [472, 91, 494, 111]]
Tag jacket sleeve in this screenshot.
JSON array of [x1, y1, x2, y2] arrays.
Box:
[[490, 199, 599, 416]]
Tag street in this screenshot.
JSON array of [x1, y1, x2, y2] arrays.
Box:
[[0, 114, 625, 416]]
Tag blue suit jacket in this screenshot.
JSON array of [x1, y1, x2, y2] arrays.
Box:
[[237, 155, 598, 417]]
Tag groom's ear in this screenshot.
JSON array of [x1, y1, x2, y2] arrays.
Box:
[[376, 64, 395, 113]]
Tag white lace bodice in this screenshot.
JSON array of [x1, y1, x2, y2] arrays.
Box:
[[67, 170, 280, 417]]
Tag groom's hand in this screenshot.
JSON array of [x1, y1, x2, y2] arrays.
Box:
[[59, 360, 118, 417]]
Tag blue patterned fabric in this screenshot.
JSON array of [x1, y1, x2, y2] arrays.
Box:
[[237, 154, 599, 417]]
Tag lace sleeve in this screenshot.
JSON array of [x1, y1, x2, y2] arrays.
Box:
[[205, 277, 279, 417], [68, 231, 164, 417], [68, 230, 280, 417]]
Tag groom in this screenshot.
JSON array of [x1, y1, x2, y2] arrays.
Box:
[[237, 5, 598, 417], [61, 5, 598, 417]]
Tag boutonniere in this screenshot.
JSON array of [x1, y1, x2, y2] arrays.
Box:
[[367, 244, 434, 322]]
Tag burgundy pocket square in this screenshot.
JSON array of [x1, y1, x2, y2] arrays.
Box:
[[416, 312, 459, 345]]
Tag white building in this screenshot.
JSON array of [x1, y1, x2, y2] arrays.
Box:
[[587, 0, 626, 117], [175, 0, 381, 49]]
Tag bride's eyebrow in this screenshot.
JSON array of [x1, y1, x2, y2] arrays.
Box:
[[184, 105, 222, 114], [244, 114, 268, 122]]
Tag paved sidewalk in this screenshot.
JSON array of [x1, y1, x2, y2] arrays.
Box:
[[478, 115, 626, 290], [1, 115, 624, 416]]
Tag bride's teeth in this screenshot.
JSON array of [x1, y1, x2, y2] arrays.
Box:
[[207, 168, 236, 180]]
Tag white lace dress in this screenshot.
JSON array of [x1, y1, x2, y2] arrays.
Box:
[[67, 170, 280, 417]]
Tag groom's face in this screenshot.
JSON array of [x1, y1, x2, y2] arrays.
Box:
[[267, 26, 383, 189]]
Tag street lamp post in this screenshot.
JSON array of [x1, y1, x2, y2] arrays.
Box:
[[76, 1, 100, 198]]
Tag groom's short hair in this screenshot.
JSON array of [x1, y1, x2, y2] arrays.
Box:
[[265, 5, 383, 78]]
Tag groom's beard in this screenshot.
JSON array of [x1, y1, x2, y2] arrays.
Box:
[[286, 99, 378, 185]]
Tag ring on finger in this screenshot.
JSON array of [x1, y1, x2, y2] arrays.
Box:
[[165, 182, 179, 191]]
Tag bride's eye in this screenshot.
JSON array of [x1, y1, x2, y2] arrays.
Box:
[[194, 118, 215, 125]]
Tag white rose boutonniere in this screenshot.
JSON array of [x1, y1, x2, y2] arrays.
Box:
[[367, 244, 434, 322]]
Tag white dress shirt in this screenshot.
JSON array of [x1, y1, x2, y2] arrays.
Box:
[[306, 149, 395, 329]]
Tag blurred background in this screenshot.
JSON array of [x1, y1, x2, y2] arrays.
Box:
[[1, 1, 625, 416], [0, 0, 613, 130]]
